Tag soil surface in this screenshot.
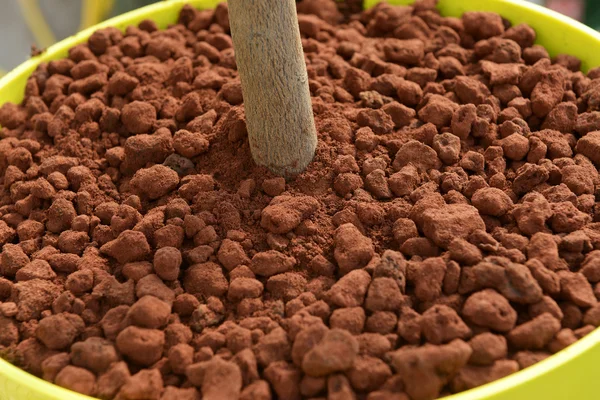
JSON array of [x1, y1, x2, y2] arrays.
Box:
[[0, 1, 600, 399]]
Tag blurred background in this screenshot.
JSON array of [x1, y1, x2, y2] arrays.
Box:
[[0, 0, 596, 75]]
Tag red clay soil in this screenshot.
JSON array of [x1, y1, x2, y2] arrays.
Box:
[[0, 1, 600, 399]]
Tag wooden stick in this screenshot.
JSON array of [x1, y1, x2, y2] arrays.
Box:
[[228, 0, 317, 177]]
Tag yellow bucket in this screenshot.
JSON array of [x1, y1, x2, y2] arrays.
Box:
[[0, 0, 599, 399]]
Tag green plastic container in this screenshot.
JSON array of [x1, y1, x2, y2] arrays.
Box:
[[0, 0, 599, 399]]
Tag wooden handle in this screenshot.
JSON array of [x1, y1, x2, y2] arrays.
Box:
[[228, 0, 317, 177]]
